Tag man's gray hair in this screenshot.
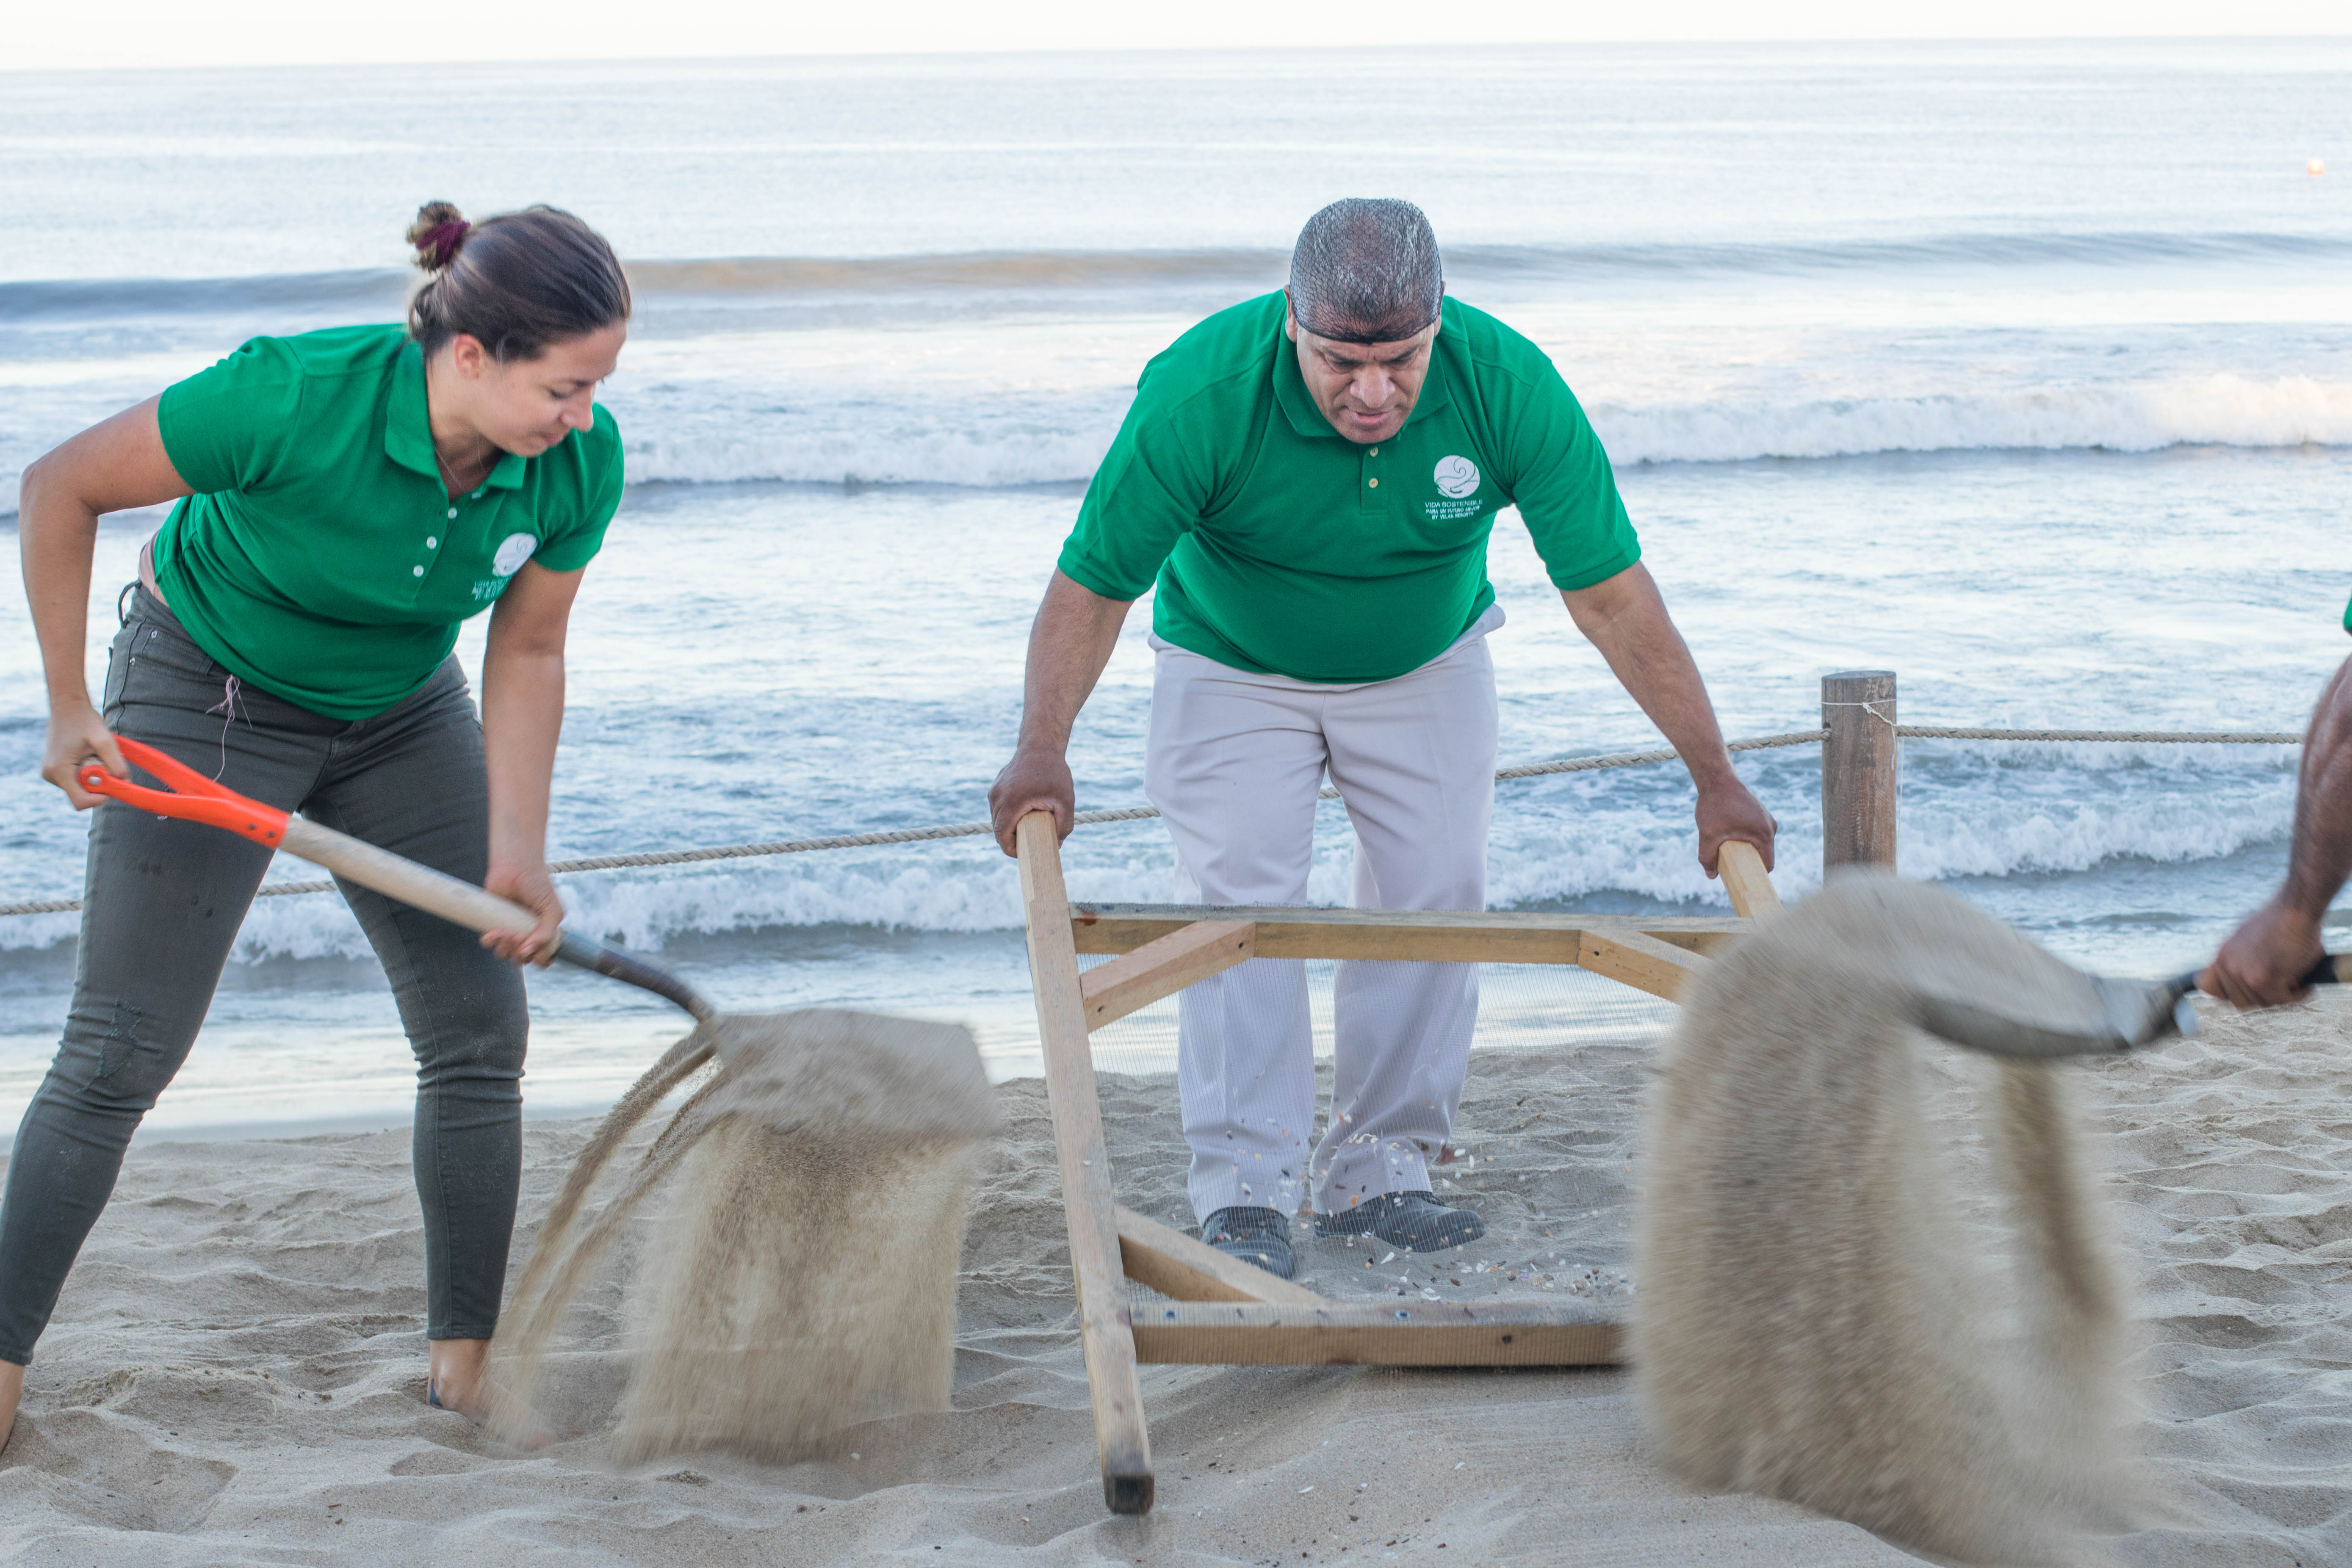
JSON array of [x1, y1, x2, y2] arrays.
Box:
[[1287, 198, 1444, 346]]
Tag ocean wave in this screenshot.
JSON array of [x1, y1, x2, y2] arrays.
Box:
[[1453, 229, 2352, 281], [0, 757, 2295, 964], [7, 228, 2346, 323], [1900, 792, 2288, 884], [621, 426, 1112, 489], [1596, 375, 2352, 465], [612, 373, 2352, 489], [0, 269, 413, 325], [3, 373, 2345, 518]]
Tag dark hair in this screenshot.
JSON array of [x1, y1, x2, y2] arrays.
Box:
[[404, 201, 631, 360], [1287, 198, 1444, 346]]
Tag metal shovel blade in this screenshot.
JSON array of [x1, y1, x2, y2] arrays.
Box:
[[1913, 972, 2200, 1060]]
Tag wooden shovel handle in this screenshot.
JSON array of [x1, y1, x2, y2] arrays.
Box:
[[280, 817, 540, 934], [1717, 838, 1782, 920], [281, 819, 717, 1021], [88, 738, 714, 1021]]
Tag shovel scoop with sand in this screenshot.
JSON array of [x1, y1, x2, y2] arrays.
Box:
[[1634, 874, 2144, 1565], [80, 740, 1000, 1463], [487, 1006, 999, 1464]]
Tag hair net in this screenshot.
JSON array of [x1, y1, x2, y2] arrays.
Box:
[[1287, 198, 1444, 345]]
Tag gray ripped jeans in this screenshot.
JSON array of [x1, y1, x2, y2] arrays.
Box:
[[0, 587, 529, 1364]]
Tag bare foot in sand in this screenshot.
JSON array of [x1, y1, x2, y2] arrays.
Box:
[[0, 1360, 22, 1456], [426, 1339, 553, 1449]]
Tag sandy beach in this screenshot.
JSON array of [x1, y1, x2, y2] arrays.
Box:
[[0, 991, 2345, 1567]]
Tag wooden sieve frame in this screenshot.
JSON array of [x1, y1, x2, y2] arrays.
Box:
[[1012, 811, 1781, 1515]]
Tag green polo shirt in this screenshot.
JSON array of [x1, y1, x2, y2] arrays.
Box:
[[1057, 292, 1638, 684], [152, 324, 623, 720]]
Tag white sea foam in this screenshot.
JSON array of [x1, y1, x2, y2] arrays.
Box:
[[7, 374, 2348, 522], [601, 373, 2352, 495], [1595, 375, 2352, 467], [614, 373, 2352, 490], [619, 427, 1116, 490], [0, 762, 2288, 964]]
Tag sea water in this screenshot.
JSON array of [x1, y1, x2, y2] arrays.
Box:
[[1, 41, 2347, 1131]]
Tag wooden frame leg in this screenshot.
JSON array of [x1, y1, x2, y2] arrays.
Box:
[[1016, 812, 1154, 1515], [1716, 840, 1783, 920]]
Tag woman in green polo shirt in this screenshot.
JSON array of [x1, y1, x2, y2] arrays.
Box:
[[1, 202, 629, 1447]]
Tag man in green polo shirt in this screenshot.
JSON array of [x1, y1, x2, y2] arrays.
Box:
[[989, 199, 1776, 1278]]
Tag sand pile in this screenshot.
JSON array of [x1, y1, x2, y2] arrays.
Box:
[[487, 1009, 998, 1465], [1634, 875, 2134, 1563]]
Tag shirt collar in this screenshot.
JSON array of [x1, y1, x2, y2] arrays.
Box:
[[384, 338, 530, 492], [1271, 313, 1455, 441]]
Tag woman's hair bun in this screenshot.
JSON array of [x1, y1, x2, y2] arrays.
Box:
[[405, 201, 470, 274], [405, 203, 630, 361]]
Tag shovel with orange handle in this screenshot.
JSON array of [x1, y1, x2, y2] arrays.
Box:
[[80, 736, 716, 1024]]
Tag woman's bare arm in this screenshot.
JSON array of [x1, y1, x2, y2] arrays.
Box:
[[19, 396, 192, 807], [476, 559, 586, 964]]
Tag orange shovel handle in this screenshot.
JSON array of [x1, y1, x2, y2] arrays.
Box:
[[77, 737, 289, 847]]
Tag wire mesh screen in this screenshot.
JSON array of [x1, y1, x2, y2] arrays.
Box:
[[1078, 956, 1675, 1310]]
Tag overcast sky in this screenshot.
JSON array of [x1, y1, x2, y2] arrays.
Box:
[[8, 0, 2348, 71]]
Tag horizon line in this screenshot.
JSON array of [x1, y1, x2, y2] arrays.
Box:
[[8, 33, 2352, 76]]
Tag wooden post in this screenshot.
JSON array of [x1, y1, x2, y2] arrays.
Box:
[[1822, 670, 1897, 873], [1015, 812, 1154, 1515]]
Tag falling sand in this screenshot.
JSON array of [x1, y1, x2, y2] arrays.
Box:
[[485, 1009, 999, 1465], [1633, 874, 2134, 1565]]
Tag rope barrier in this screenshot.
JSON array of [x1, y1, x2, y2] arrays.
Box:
[[1893, 726, 2303, 744], [1495, 727, 1831, 780], [0, 723, 2303, 920]]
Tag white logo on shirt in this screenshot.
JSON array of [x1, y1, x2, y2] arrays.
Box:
[[491, 533, 539, 577], [1433, 456, 1480, 498]]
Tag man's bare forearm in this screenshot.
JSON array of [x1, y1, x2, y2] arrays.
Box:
[[2279, 655, 2352, 920], [1560, 563, 1775, 873], [1014, 571, 1133, 754], [988, 570, 1135, 852], [1560, 564, 1735, 785], [2202, 654, 2352, 1007]]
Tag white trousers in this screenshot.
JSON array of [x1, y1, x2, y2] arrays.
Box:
[[1144, 626, 1498, 1224]]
